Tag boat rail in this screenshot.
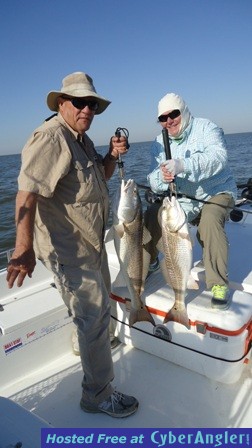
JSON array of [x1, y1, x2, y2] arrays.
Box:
[[0, 249, 14, 272]]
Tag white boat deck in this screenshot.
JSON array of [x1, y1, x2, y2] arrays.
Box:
[[2, 338, 252, 430]]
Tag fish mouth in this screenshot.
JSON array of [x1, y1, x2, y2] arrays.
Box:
[[163, 196, 176, 206], [122, 179, 135, 193]]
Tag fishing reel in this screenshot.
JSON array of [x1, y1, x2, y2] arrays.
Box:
[[230, 178, 252, 222], [241, 178, 252, 200], [145, 189, 169, 204]]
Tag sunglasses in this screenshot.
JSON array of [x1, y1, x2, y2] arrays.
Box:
[[62, 97, 99, 111], [158, 109, 181, 122]]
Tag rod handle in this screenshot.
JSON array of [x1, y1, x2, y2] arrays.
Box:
[[162, 128, 172, 160]]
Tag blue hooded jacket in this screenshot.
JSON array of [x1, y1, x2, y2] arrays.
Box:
[[147, 98, 237, 222]]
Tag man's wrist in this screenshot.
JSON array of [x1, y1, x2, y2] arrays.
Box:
[[108, 152, 118, 161]]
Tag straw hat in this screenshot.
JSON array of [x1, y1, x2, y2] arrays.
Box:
[[47, 71, 111, 114]]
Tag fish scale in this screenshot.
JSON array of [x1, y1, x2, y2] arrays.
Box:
[[158, 195, 193, 329], [112, 179, 155, 327]]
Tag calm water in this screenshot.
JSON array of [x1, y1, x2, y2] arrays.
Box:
[[1, 133, 252, 268]]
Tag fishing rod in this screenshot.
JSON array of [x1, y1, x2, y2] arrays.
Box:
[[161, 129, 252, 205], [162, 128, 176, 196], [138, 177, 252, 204], [137, 181, 252, 220], [115, 127, 130, 180]]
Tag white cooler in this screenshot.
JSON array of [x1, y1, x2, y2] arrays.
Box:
[[110, 270, 252, 384]]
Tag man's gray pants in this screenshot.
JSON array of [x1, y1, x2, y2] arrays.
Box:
[[43, 257, 114, 405]]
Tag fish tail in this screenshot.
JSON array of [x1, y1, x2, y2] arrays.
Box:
[[163, 305, 191, 330], [129, 307, 155, 327]]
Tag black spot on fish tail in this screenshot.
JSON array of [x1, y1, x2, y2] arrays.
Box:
[[129, 307, 155, 327], [163, 305, 191, 330]]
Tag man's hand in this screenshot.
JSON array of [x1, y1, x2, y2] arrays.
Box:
[[108, 135, 129, 160], [6, 190, 38, 288], [6, 248, 36, 288]]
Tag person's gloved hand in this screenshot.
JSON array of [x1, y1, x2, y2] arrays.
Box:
[[163, 159, 184, 176]]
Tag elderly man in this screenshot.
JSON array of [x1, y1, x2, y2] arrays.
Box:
[[6, 72, 138, 418]]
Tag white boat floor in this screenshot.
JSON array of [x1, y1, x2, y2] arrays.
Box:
[[2, 341, 252, 429]]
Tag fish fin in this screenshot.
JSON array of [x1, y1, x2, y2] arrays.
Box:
[[129, 306, 155, 327], [113, 270, 127, 287], [105, 226, 114, 243], [141, 248, 151, 283], [142, 225, 152, 245], [187, 274, 199, 290], [114, 223, 125, 238], [186, 235, 194, 252], [163, 305, 191, 330]]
